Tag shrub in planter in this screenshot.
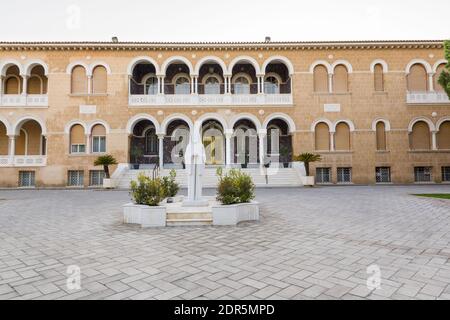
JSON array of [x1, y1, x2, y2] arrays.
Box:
[[130, 174, 165, 206], [94, 154, 117, 179], [161, 169, 180, 201], [216, 168, 255, 205]]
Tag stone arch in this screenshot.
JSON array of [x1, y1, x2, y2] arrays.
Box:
[[261, 56, 294, 76], [126, 114, 160, 135], [0, 59, 24, 76], [405, 59, 432, 74], [127, 56, 160, 75], [407, 117, 435, 132], [160, 56, 194, 76], [331, 60, 353, 73], [64, 119, 88, 135], [24, 60, 49, 76], [333, 119, 355, 132], [87, 120, 110, 134], [309, 60, 332, 74], [230, 113, 262, 132], [371, 118, 391, 131], [160, 113, 194, 135], [263, 113, 296, 133], [194, 56, 227, 76], [370, 59, 388, 73], [227, 55, 261, 75], [13, 115, 47, 136]]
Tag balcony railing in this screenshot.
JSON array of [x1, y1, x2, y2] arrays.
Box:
[[0, 156, 47, 167], [406, 92, 450, 104], [1, 94, 48, 107]]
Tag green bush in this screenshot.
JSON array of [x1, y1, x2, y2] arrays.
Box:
[[161, 169, 180, 198], [216, 169, 255, 205], [130, 174, 165, 206]]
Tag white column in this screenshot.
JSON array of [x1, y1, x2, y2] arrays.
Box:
[[330, 131, 335, 151], [158, 134, 164, 168], [428, 73, 435, 92], [21, 75, 28, 96], [225, 129, 233, 168], [156, 76, 161, 94], [85, 134, 91, 154], [258, 129, 267, 167], [224, 76, 228, 94], [8, 135, 16, 161], [87, 75, 92, 94], [0, 76, 3, 101], [227, 76, 232, 94], [432, 131, 437, 150], [190, 76, 195, 94], [257, 76, 261, 94], [328, 74, 333, 93]]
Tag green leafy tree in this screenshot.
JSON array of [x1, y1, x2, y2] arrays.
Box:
[[293, 153, 322, 176], [94, 154, 118, 179], [438, 40, 450, 98]]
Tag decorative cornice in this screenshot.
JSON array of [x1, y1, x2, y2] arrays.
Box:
[[0, 40, 444, 51]]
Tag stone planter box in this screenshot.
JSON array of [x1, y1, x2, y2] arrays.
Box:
[[123, 203, 166, 227], [103, 178, 114, 189], [212, 201, 259, 226], [301, 176, 315, 186]]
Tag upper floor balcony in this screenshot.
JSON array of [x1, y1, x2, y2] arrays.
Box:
[[406, 91, 450, 105], [128, 56, 293, 107], [0, 61, 49, 107]]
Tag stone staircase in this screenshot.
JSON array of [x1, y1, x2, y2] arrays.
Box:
[[114, 164, 305, 189]]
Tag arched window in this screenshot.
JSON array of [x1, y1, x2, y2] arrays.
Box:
[[145, 76, 158, 95], [70, 124, 86, 153], [315, 122, 330, 151], [407, 64, 427, 92], [0, 122, 8, 155], [434, 64, 446, 92], [28, 65, 47, 94], [233, 75, 250, 94], [374, 64, 384, 92], [5, 76, 20, 94], [174, 75, 190, 95], [438, 121, 450, 149], [92, 66, 107, 94], [410, 121, 430, 150], [204, 75, 221, 94], [4, 66, 22, 94], [335, 122, 351, 150], [264, 74, 280, 94], [333, 65, 348, 93], [376, 122, 387, 150], [91, 124, 106, 153], [145, 127, 158, 154], [313, 65, 328, 92], [71, 66, 88, 94]]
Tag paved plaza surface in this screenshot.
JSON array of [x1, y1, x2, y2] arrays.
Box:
[[0, 185, 450, 300]]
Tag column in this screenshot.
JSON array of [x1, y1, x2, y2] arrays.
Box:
[[0, 75, 3, 101], [8, 135, 16, 164], [258, 129, 267, 167], [158, 134, 164, 168], [87, 75, 92, 94], [224, 76, 228, 94], [225, 129, 233, 168], [227, 76, 232, 94], [85, 134, 91, 154], [432, 131, 437, 150], [190, 76, 195, 94], [328, 74, 333, 93], [159, 76, 165, 94], [330, 131, 335, 151], [428, 73, 435, 92]]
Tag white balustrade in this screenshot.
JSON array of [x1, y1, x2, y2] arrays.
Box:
[[0, 156, 47, 167], [0, 94, 48, 107], [406, 92, 450, 104], [129, 93, 293, 106]]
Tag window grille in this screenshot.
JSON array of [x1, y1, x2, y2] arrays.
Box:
[[316, 167, 331, 183], [414, 167, 432, 182], [441, 167, 450, 182], [19, 171, 35, 187], [89, 170, 105, 186], [376, 167, 391, 183], [68, 170, 84, 186], [337, 167, 352, 183]]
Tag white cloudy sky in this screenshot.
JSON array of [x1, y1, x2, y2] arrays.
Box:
[[0, 0, 449, 42]]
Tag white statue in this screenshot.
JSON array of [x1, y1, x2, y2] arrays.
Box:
[[183, 123, 208, 206]]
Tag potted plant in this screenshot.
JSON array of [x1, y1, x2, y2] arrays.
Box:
[[212, 169, 259, 225], [123, 173, 166, 227], [94, 154, 118, 189], [293, 152, 322, 186], [161, 169, 180, 203], [130, 146, 143, 169], [279, 145, 290, 168]]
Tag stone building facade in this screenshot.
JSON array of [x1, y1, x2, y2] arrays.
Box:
[[0, 40, 449, 187]]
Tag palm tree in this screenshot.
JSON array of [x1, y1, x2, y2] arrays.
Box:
[[94, 154, 118, 179], [293, 153, 322, 176]]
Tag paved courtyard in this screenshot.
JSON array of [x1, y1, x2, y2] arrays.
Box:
[[0, 185, 450, 300]]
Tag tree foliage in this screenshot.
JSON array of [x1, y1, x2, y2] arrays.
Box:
[[438, 40, 450, 99], [293, 153, 322, 176], [94, 154, 118, 178]]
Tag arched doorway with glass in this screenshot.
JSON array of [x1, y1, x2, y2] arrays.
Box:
[[266, 119, 292, 168], [232, 119, 259, 168], [163, 120, 190, 169], [202, 120, 225, 166], [130, 119, 159, 169]]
